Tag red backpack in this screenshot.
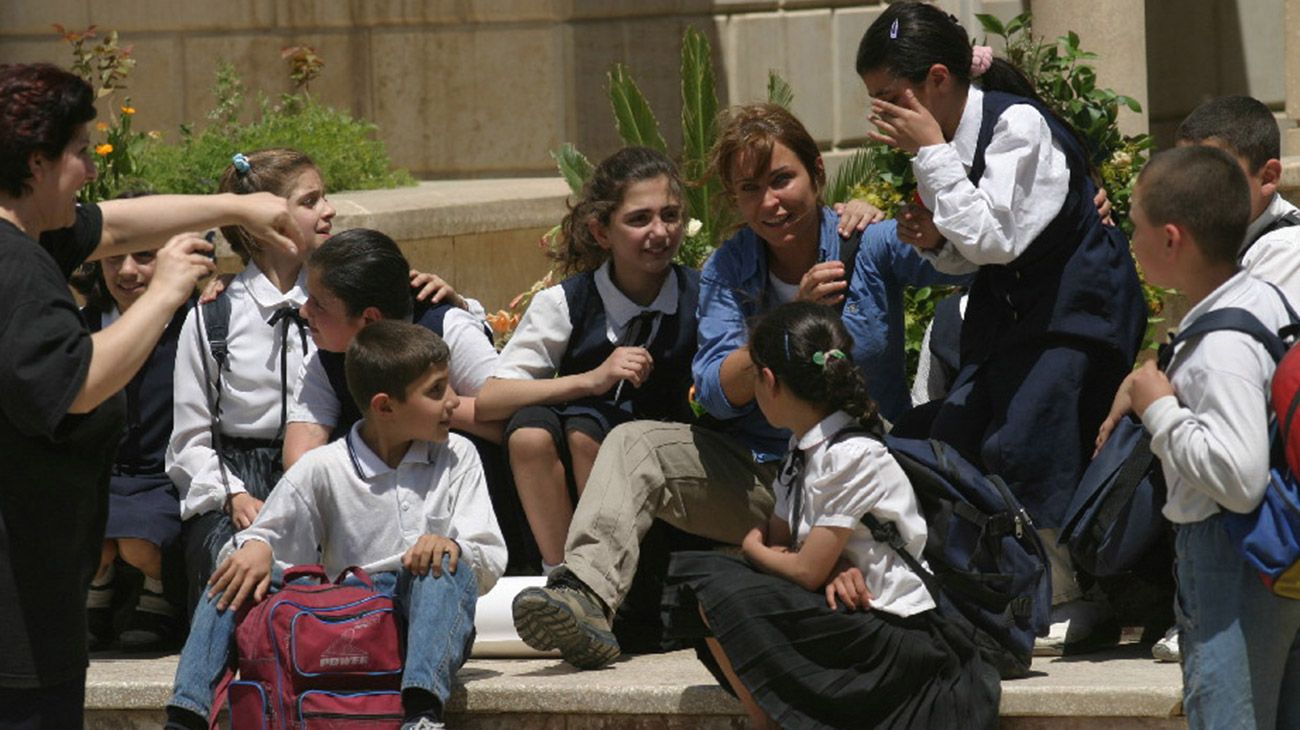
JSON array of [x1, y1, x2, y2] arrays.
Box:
[[219, 565, 406, 729]]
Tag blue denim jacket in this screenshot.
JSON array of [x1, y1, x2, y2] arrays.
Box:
[[692, 208, 970, 462]]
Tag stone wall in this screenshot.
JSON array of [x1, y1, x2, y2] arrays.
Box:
[[1, 0, 1024, 180]]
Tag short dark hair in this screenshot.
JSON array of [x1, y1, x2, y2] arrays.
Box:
[[307, 228, 413, 320], [1175, 95, 1280, 173], [1136, 146, 1250, 265], [0, 64, 97, 198], [345, 320, 449, 413]]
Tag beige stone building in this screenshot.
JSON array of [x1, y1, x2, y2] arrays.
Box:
[[3, 0, 1297, 308]]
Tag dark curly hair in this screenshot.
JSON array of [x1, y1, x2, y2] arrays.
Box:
[[552, 146, 684, 276], [0, 64, 97, 198], [749, 301, 881, 431]]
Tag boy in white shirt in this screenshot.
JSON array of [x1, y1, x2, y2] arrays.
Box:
[[1177, 96, 1300, 301], [165, 320, 507, 730], [1098, 146, 1300, 730]]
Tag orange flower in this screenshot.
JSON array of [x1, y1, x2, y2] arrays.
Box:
[[95, 121, 109, 132], [120, 105, 135, 115], [95, 144, 113, 156]]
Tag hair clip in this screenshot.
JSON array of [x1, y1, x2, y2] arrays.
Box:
[[783, 331, 792, 362], [231, 153, 251, 174], [812, 349, 846, 367], [889, 18, 900, 39]]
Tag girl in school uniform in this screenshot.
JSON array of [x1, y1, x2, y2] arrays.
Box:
[[476, 146, 700, 572], [855, 2, 1147, 650], [167, 148, 336, 615], [75, 244, 192, 651], [664, 301, 1000, 730]]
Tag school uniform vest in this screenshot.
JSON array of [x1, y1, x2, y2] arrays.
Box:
[[960, 91, 1146, 369], [319, 300, 491, 440], [86, 298, 192, 477], [557, 264, 700, 423]]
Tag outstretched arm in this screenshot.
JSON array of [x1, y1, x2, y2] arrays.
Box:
[[94, 192, 305, 260]]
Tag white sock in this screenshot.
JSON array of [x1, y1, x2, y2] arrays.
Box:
[[87, 564, 115, 608], [137, 576, 174, 617], [541, 561, 561, 577]]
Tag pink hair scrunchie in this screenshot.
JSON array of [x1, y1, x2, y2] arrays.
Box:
[[971, 45, 994, 78]]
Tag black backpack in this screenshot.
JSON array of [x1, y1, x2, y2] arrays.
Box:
[[833, 429, 1052, 679]]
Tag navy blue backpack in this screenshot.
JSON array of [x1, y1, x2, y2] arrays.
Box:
[[854, 432, 1052, 679], [1064, 301, 1300, 598]]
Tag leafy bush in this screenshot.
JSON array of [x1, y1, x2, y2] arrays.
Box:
[[134, 64, 414, 195], [57, 27, 412, 201]]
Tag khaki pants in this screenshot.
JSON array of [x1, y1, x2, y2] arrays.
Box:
[[563, 421, 777, 612]]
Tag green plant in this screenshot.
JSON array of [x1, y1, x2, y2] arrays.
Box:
[[136, 65, 414, 195]]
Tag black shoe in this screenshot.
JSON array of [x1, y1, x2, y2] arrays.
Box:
[[118, 607, 178, 652]]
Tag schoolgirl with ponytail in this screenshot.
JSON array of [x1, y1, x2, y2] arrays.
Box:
[[662, 301, 999, 730], [856, 1, 1146, 651], [476, 146, 700, 572]]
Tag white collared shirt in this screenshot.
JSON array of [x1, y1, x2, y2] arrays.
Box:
[[491, 261, 680, 380], [1241, 193, 1300, 304], [289, 306, 499, 428], [913, 85, 1071, 273], [1143, 271, 1296, 523], [773, 411, 936, 617], [226, 425, 506, 594], [167, 263, 313, 519]]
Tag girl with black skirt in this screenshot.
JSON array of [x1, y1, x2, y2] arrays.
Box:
[[663, 301, 1000, 729]]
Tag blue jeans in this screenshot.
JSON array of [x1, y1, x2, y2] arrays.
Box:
[[169, 558, 478, 719], [1175, 515, 1300, 729]]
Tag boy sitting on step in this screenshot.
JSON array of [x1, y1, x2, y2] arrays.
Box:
[[1097, 146, 1300, 730], [165, 321, 507, 730]]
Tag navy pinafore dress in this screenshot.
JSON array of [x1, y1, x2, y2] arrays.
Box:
[[929, 91, 1146, 529]]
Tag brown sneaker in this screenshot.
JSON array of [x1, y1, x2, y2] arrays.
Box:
[[512, 578, 620, 669]]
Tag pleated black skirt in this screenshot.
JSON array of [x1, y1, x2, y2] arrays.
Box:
[[663, 551, 1001, 730]]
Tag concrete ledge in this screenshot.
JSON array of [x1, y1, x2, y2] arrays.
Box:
[[330, 179, 571, 240], [85, 645, 1186, 729]]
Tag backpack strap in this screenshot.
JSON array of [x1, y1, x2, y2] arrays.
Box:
[[197, 296, 235, 509], [1242, 209, 1300, 259], [837, 228, 864, 316], [1158, 306, 1289, 371]]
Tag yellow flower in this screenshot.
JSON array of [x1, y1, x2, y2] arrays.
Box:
[[120, 105, 135, 115], [95, 144, 113, 156], [95, 121, 109, 132]]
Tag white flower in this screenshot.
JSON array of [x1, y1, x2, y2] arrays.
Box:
[[686, 218, 703, 237]]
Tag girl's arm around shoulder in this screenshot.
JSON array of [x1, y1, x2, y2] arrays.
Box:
[[442, 436, 508, 594]]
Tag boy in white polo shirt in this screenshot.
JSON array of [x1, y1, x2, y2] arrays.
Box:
[[1098, 146, 1300, 730], [165, 320, 507, 730]]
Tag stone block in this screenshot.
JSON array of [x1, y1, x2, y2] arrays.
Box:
[[568, 19, 631, 163], [370, 26, 566, 177], [1034, 0, 1148, 136], [85, 0, 275, 32], [180, 33, 293, 129], [708, 0, 782, 13], [451, 228, 555, 313], [1286, 129, 1300, 158], [1288, 0, 1300, 121], [275, 31, 375, 125], [725, 11, 782, 107], [398, 236, 456, 291], [0, 0, 89, 37], [832, 5, 885, 146], [622, 16, 692, 151], [567, 0, 694, 20], [111, 36, 187, 146], [0, 39, 70, 68], [1219, 0, 1285, 107], [781, 10, 834, 144]]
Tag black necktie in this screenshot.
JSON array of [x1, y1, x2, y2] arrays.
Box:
[[267, 306, 309, 440], [622, 310, 659, 349], [778, 447, 806, 549]]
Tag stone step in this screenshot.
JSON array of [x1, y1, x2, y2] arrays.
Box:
[[86, 644, 1185, 729]]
